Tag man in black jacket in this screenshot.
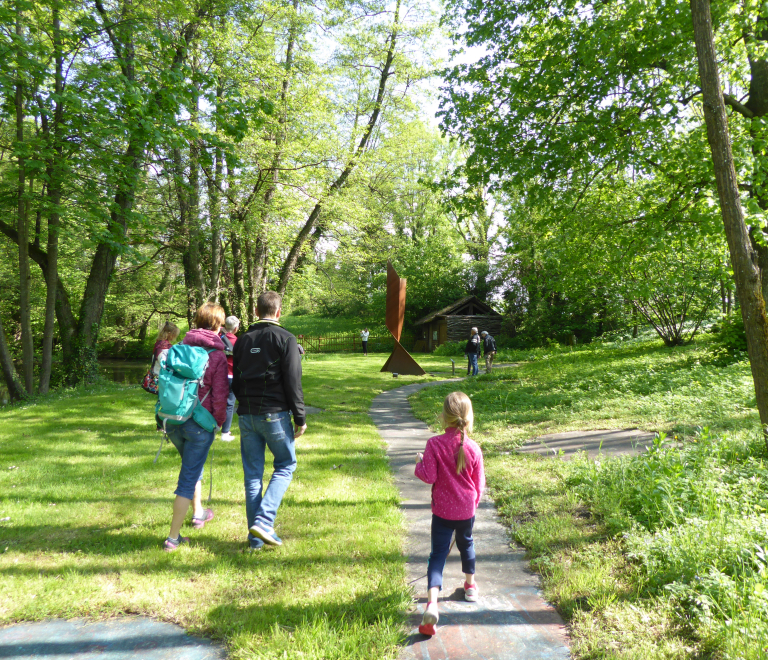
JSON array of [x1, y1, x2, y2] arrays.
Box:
[[480, 330, 497, 373], [233, 291, 307, 549]]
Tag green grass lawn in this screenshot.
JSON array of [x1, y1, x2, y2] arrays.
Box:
[[280, 314, 386, 337], [411, 336, 764, 659], [0, 354, 446, 659]]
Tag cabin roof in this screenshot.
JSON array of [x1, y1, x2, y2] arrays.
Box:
[[414, 296, 501, 325]]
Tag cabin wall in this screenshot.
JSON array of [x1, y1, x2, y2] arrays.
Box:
[[446, 315, 502, 342]]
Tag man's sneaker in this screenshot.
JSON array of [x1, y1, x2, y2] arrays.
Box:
[[163, 535, 189, 552], [191, 508, 214, 529], [249, 522, 282, 546], [418, 601, 439, 636], [220, 432, 235, 442], [245, 536, 265, 552], [464, 581, 478, 602]]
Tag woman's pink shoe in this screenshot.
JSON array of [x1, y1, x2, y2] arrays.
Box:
[[418, 601, 439, 636], [192, 508, 214, 529]]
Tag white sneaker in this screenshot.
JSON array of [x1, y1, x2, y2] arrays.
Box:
[[220, 432, 235, 442], [464, 581, 478, 602]]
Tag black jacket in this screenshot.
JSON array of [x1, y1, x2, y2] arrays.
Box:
[[232, 320, 306, 426], [465, 334, 481, 355], [483, 334, 497, 354]]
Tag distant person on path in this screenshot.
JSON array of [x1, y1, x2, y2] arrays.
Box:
[[219, 316, 240, 442], [480, 330, 497, 373], [465, 327, 481, 376], [233, 291, 307, 550], [150, 322, 180, 429], [360, 328, 370, 356], [414, 391, 486, 637], [163, 304, 229, 551]]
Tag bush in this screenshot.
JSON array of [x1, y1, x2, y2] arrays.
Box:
[[432, 341, 466, 356], [568, 428, 768, 655], [718, 314, 747, 352]]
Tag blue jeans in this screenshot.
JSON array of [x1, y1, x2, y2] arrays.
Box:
[[468, 353, 479, 376], [166, 419, 215, 499], [239, 411, 297, 542], [222, 376, 236, 433], [427, 514, 476, 590]]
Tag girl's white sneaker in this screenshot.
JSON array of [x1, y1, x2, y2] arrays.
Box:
[[464, 582, 478, 602]]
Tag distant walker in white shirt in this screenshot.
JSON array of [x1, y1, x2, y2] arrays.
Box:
[[360, 328, 370, 356]]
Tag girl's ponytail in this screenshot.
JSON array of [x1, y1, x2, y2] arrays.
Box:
[[456, 429, 467, 474], [440, 391, 474, 474]]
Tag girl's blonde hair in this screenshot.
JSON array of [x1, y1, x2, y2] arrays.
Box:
[[157, 321, 180, 343], [440, 391, 474, 474]]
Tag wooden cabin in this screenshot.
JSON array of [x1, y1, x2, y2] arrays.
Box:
[[414, 296, 503, 352]]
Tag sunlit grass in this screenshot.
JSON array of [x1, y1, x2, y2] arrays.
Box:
[[0, 353, 447, 658]]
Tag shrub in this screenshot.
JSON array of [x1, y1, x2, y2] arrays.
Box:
[[718, 314, 747, 352], [568, 428, 768, 655], [432, 341, 466, 356]]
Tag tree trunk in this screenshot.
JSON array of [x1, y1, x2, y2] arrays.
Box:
[[276, 0, 401, 295], [0, 314, 25, 401], [231, 231, 247, 322], [691, 0, 768, 439], [16, 2, 34, 394], [208, 85, 223, 301], [39, 0, 63, 394]]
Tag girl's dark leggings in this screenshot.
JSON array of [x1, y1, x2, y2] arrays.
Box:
[[427, 514, 475, 590]]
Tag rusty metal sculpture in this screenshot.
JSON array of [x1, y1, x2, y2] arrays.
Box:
[[381, 261, 426, 376]]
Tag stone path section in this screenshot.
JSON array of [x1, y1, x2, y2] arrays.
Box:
[[0, 617, 225, 659], [371, 382, 570, 660], [519, 428, 654, 459]]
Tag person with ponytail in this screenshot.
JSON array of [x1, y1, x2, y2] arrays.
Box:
[[414, 391, 486, 636]]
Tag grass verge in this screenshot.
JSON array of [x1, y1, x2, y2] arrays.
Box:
[[0, 354, 444, 659], [410, 336, 765, 659]]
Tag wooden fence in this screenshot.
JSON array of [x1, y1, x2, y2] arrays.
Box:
[[295, 332, 414, 354]]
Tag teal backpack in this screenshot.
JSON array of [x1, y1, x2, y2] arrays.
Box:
[[153, 344, 218, 463]]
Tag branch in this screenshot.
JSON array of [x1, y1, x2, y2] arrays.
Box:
[[723, 92, 754, 118]]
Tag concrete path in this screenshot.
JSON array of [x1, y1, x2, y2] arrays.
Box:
[[0, 618, 225, 659], [519, 428, 654, 459], [371, 382, 570, 660]]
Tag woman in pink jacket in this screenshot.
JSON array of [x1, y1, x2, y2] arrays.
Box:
[[163, 303, 230, 551], [414, 391, 486, 636]]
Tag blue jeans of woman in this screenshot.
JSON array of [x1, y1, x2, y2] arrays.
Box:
[[427, 514, 476, 590], [165, 419, 215, 499], [239, 411, 297, 544]]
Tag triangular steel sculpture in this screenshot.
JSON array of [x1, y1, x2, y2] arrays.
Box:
[[381, 261, 426, 376]]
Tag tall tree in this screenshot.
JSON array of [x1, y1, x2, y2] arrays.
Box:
[[690, 0, 768, 437]]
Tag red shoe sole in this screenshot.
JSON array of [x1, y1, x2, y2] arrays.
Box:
[[418, 624, 436, 636]]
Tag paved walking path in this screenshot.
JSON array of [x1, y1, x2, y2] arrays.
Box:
[[371, 381, 570, 660], [0, 617, 225, 659]]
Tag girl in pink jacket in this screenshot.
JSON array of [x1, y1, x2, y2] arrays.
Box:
[[414, 391, 486, 636]]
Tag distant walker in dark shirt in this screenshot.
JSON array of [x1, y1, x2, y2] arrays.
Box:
[[233, 291, 307, 549], [480, 331, 497, 373]]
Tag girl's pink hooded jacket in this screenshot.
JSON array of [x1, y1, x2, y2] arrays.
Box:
[[415, 427, 485, 520], [182, 329, 229, 427]]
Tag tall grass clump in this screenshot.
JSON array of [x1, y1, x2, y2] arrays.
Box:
[[569, 429, 768, 657]]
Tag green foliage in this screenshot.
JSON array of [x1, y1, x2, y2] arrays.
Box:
[[570, 428, 768, 656], [718, 314, 748, 352]]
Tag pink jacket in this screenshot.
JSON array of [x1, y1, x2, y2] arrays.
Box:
[[182, 329, 229, 427], [415, 427, 485, 520]]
